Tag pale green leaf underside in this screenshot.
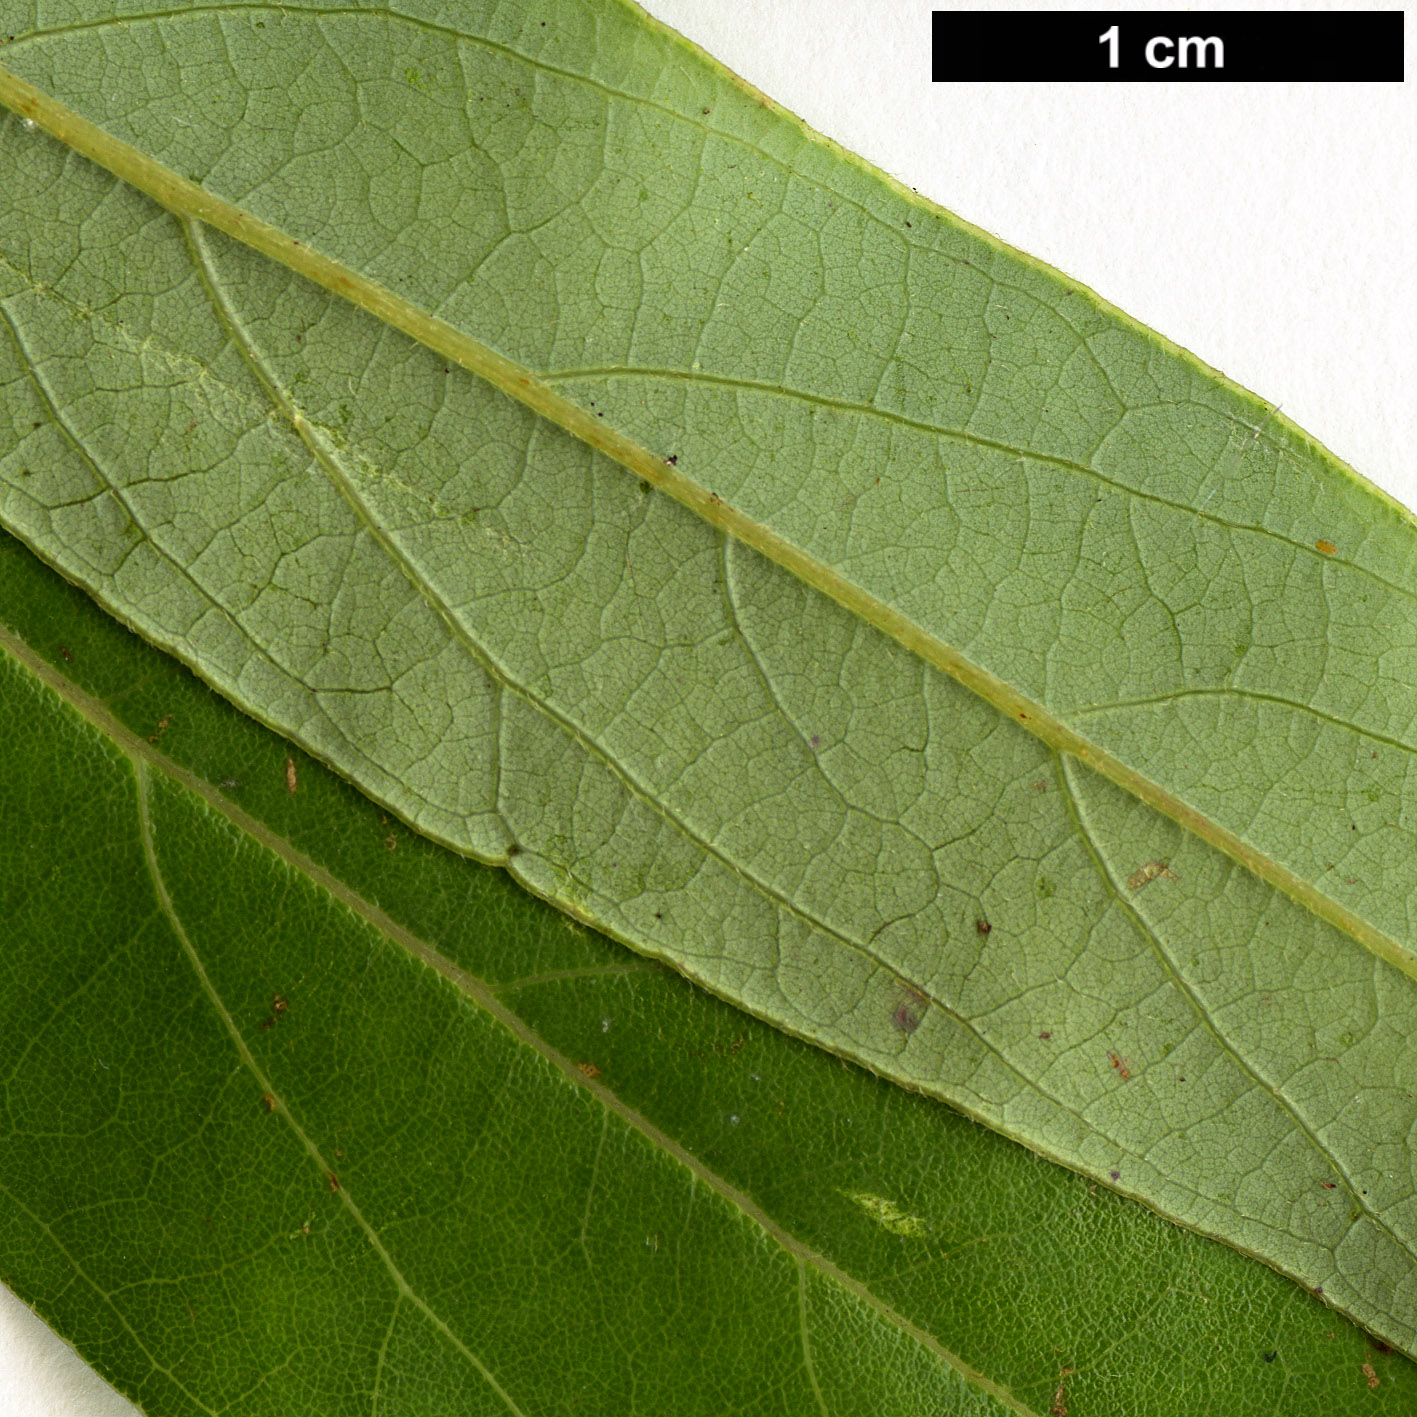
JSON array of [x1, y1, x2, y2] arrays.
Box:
[[2, 0, 1416, 1355]]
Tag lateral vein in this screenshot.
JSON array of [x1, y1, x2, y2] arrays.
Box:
[[0, 64, 1409, 988], [0, 622, 1038, 1416], [133, 759, 531, 1417]]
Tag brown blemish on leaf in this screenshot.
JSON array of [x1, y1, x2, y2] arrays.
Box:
[[260, 1093, 275, 1112], [1363, 1360, 1380, 1389], [891, 987, 929, 1035], [147, 714, 172, 744], [1038, 1031, 1052, 1041], [577, 1061, 601, 1079], [1050, 1366, 1075, 1416], [1315, 539, 1338, 555], [58, 644, 73, 662], [327, 1172, 340, 1192], [1107, 1050, 1132, 1082], [285, 755, 298, 794], [383, 834, 397, 851], [1126, 860, 1177, 891], [975, 918, 991, 936], [272, 994, 288, 1017]]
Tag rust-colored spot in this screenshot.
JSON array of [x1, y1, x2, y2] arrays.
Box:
[[1363, 1361, 1380, 1389], [577, 1061, 601, 1080], [1315, 539, 1338, 555], [891, 988, 928, 1035], [1321, 1181, 1337, 1189], [328, 1172, 340, 1192], [147, 715, 172, 744], [1107, 1050, 1132, 1082], [58, 645, 73, 663], [1127, 860, 1177, 891], [285, 755, 298, 794], [272, 994, 288, 1016], [975, 918, 992, 936], [1039, 1031, 1052, 1041], [260, 1093, 275, 1112], [1050, 1366, 1075, 1417]]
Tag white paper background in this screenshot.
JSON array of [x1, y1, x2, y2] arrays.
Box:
[[3, 2, 1413, 1411]]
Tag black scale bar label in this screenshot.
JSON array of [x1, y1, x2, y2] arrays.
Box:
[[933, 11, 1405, 81]]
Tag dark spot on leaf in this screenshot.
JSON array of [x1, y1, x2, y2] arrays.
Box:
[[1263, 1351, 1276, 1363], [58, 645, 72, 662], [891, 988, 928, 1035], [1315, 539, 1337, 555], [1038, 1031, 1052, 1041], [327, 1172, 339, 1192], [975, 918, 991, 935], [577, 1061, 601, 1079], [1109, 1170, 1120, 1182], [261, 1093, 275, 1112]]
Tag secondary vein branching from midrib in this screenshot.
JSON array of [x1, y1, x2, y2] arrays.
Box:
[[0, 68, 1409, 988], [1054, 755, 1417, 1276], [539, 363, 1417, 609], [133, 760, 532, 1417], [0, 623, 1041, 1417], [178, 215, 1096, 1136]]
